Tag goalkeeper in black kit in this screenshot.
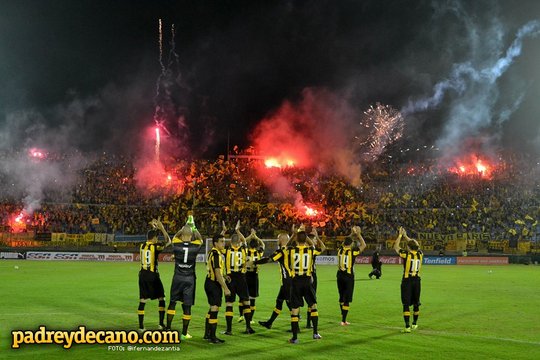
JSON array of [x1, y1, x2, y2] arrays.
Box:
[[368, 250, 382, 279], [165, 215, 203, 340]]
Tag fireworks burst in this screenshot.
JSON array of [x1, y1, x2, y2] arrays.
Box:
[[359, 103, 404, 160], [157, 19, 165, 74]]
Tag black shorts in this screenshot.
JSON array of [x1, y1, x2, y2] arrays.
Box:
[[225, 272, 249, 303], [170, 274, 196, 306], [205, 277, 223, 307], [290, 276, 317, 308], [401, 277, 421, 307], [245, 272, 259, 298], [139, 270, 165, 300], [277, 277, 292, 301], [336, 271, 355, 303]]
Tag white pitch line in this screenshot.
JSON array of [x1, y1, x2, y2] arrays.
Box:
[[382, 325, 540, 346]]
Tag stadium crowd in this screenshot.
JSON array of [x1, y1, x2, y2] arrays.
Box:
[[1, 151, 539, 244]]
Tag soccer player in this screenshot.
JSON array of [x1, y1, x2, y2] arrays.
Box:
[[336, 226, 366, 325], [368, 250, 382, 279], [257, 232, 293, 330], [245, 229, 265, 323], [137, 218, 171, 332], [204, 234, 231, 344], [165, 215, 203, 340], [222, 221, 256, 335], [305, 227, 325, 329], [394, 226, 423, 333], [288, 230, 322, 343]]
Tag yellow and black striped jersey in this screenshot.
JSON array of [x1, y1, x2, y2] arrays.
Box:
[[207, 247, 225, 281], [246, 247, 264, 273], [271, 247, 293, 280], [289, 245, 321, 277], [399, 249, 423, 279], [337, 246, 361, 274], [140, 242, 164, 272], [225, 245, 247, 274]]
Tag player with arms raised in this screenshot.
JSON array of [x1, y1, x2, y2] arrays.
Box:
[[394, 226, 423, 333], [222, 220, 256, 335], [336, 226, 366, 325], [245, 229, 265, 323], [165, 214, 203, 340], [288, 228, 322, 343], [137, 218, 171, 332]]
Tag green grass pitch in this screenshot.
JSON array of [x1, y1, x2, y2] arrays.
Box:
[[1, 260, 539, 359]]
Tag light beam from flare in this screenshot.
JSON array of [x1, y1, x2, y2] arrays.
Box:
[[155, 126, 161, 162]]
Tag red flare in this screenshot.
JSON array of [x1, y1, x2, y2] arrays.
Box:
[[304, 206, 319, 217], [448, 155, 496, 179], [28, 148, 46, 160], [9, 211, 27, 232], [264, 157, 296, 169]]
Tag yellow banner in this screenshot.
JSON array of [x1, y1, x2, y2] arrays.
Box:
[[51, 233, 66, 242]]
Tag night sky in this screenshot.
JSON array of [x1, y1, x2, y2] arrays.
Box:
[[1, 0, 539, 160]]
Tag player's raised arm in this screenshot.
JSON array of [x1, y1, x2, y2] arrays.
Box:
[[234, 220, 247, 245], [151, 218, 172, 248], [185, 214, 203, 241], [220, 221, 228, 237], [192, 228, 203, 241], [244, 226, 255, 242], [311, 228, 326, 253], [394, 227, 404, 254], [352, 226, 367, 253], [402, 228, 420, 250], [248, 228, 265, 250]]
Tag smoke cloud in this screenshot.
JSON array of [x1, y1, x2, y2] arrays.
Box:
[[402, 1, 540, 159], [250, 87, 363, 186], [0, 77, 155, 214]]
